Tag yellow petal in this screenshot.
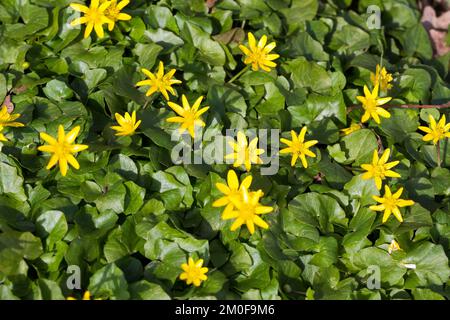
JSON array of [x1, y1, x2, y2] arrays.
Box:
[[59, 157, 69, 176], [65, 126, 81, 144]]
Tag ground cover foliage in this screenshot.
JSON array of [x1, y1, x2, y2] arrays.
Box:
[[0, 0, 449, 300]]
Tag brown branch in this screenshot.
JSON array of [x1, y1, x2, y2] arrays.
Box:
[[347, 101, 450, 113]]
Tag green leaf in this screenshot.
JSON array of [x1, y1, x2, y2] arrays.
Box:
[[0, 231, 43, 275], [404, 242, 450, 288], [285, 57, 332, 94], [36, 210, 68, 250], [42, 79, 73, 101], [288, 192, 348, 234], [280, 0, 318, 34], [340, 129, 378, 165], [88, 263, 130, 300], [129, 281, 170, 300]]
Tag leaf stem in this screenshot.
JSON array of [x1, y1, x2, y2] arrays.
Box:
[[437, 140, 441, 168], [227, 65, 250, 84]]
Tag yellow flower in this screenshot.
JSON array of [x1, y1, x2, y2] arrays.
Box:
[[0, 127, 7, 142], [100, 0, 131, 31], [0, 105, 25, 141], [179, 257, 208, 287], [225, 131, 264, 172], [340, 123, 362, 136], [70, 0, 113, 39], [136, 61, 182, 100], [280, 127, 318, 168], [67, 291, 92, 300], [370, 185, 414, 223], [0, 105, 25, 128], [361, 148, 400, 190], [239, 32, 280, 72], [388, 239, 401, 254], [418, 114, 450, 145], [356, 84, 392, 124], [222, 186, 273, 234], [370, 64, 393, 92], [111, 111, 141, 136], [166, 95, 209, 138], [38, 125, 89, 177], [212, 170, 253, 218]]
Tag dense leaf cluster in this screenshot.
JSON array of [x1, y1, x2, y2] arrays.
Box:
[[0, 0, 449, 300]]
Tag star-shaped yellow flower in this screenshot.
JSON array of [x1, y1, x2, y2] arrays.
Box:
[[67, 291, 93, 300], [38, 125, 89, 177], [418, 114, 450, 145], [212, 170, 253, 218], [111, 111, 141, 136], [70, 0, 113, 39], [340, 123, 362, 136], [166, 95, 209, 138], [100, 0, 131, 31], [0, 105, 25, 141], [356, 84, 392, 124], [361, 148, 400, 190], [239, 32, 280, 72], [179, 257, 208, 287], [280, 127, 318, 168], [222, 186, 273, 234], [370, 64, 393, 92], [388, 239, 401, 254], [225, 131, 264, 172], [136, 61, 182, 100], [370, 185, 414, 223]]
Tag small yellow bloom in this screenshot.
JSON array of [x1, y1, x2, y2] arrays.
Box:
[[212, 170, 253, 218], [70, 0, 113, 39], [0, 127, 7, 142], [0, 105, 25, 128], [370, 185, 414, 223], [100, 0, 131, 31], [67, 291, 92, 300], [280, 127, 318, 168], [370, 64, 393, 92], [361, 148, 400, 190], [223, 186, 273, 234], [225, 131, 264, 172], [179, 257, 208, 287], [0, 105, 25, 141], [166, 95, 209, 138], [239, 32, 280, 72], [38, 125, 89, 177], [356, 84, 392, 124], [418, 114, 450, 145], [136, 61, 182, 100], [388, 240, 401, 254], [340, 123, 362, 136], [111, 111, 141, 136]]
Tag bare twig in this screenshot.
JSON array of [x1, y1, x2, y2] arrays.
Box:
[[347, 101, 450, 113]]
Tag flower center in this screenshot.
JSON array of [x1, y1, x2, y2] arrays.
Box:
[[239, 203, 256, 220], [364, 98, 377, 112], [186, 268, 202, 281], [105, 6, 120, 20], [292, 141, 305, 154], [434, 126, 445, 138], [183, 111, 197, 127], [383, 197, 397, 211], [55, 143, 70, 157], [373, 164, 386, 178], [88, 9, 103, 24], [249, 49, 265, 63]]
